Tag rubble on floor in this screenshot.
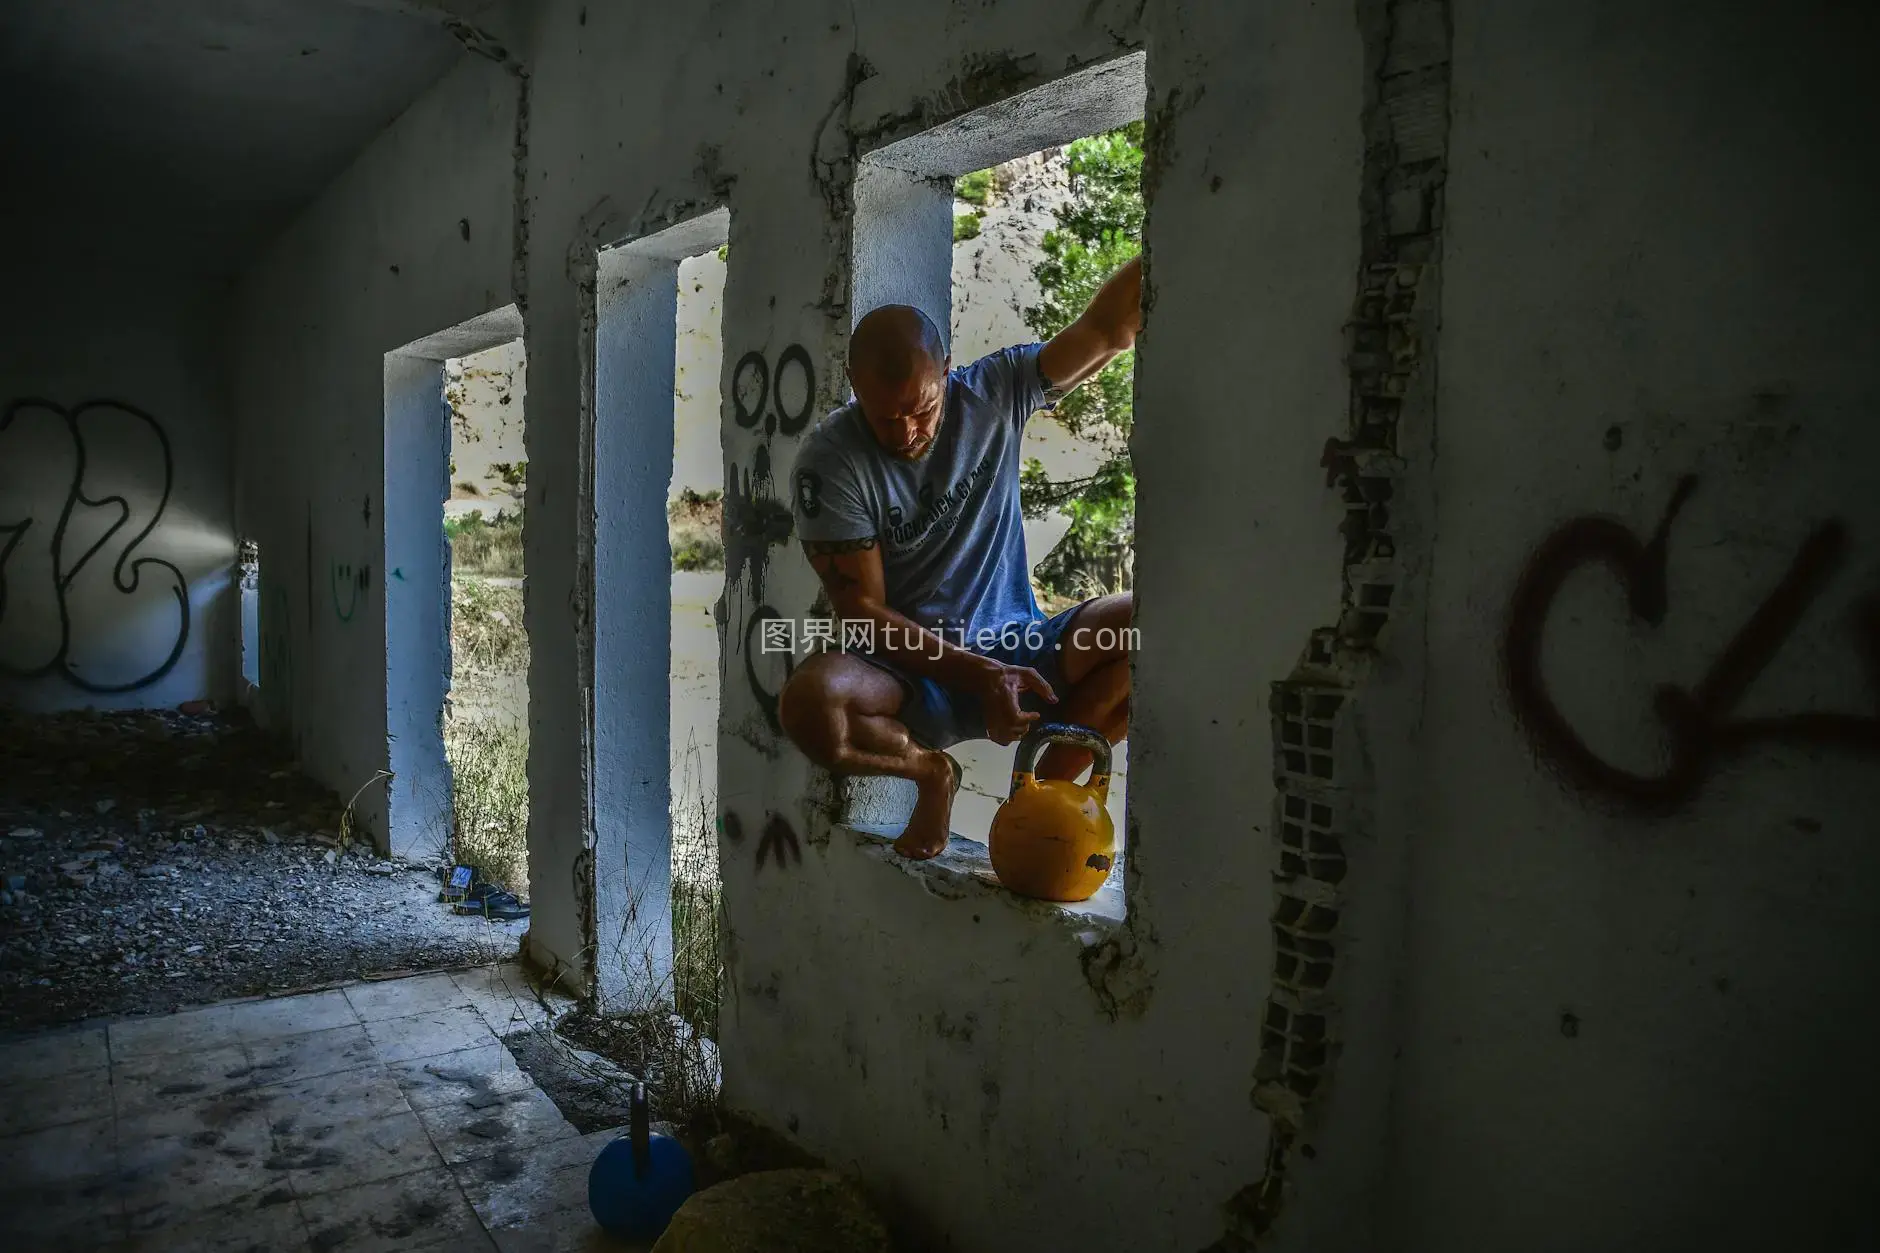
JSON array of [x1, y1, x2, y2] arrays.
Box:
[[0, 707, 524, 1032]]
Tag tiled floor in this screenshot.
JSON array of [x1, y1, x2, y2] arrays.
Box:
[[0, 965, 650, 1251]]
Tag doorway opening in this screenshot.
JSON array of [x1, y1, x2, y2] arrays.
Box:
[[668, 244, 728, 1038], [382, 306, 526, 886], [440, 339, 530, 898], [591, 209, 731, 1021]]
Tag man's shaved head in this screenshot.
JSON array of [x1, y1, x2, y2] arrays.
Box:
[[847, 304, 950, 461], [849, 304, 946, 387]]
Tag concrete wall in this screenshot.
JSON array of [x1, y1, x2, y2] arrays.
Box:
[[1392, 2, 1880, 1249], [225, 52, 519, 846], [221, 0, 1879, 1249], [509, 2, 1357, 1249], [0, 229, 235, 712]]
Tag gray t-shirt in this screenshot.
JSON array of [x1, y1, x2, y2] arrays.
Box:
[[790, 342, 1049, 647]]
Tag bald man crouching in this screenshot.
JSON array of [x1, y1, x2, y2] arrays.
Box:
[[778, 256, 1142, 859]]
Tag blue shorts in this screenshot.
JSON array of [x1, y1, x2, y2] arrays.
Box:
[[856, 605, 1088, 750]]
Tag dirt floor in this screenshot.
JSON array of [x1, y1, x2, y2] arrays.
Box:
[[0, 707, 526, 1033]]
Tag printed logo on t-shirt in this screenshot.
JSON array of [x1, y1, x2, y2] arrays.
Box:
[[882, 450, 999, 554], [796, 469, 822, 519]]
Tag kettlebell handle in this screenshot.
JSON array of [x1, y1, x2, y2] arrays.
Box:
[[1009, 722, 1112, 796], [629, 1081, 650, 1178]]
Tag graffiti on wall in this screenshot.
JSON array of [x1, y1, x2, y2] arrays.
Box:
[[724, 344, 816, 733], [726, 808, 802, 872], [730, 345, 817, 439], [724, 444, 794, 608], [330, 559, 372, 622], [327, 497, 375, 625], [1503, 474, 1880, 809], [742, 603, 797, 733], [0, 398, 190, 692], [755, 811, 802, 871]]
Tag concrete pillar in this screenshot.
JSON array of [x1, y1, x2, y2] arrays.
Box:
[[382, 353, 453, 860], [592, 248, 682, 1008]]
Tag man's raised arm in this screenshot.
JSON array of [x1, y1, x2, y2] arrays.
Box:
[[1036, 254, 1142, 397]]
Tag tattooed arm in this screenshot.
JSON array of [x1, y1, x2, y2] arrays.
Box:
[[802, 537, 1053, 714]]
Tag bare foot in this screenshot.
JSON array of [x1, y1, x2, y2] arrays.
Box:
[[893, 752, 957, 860]]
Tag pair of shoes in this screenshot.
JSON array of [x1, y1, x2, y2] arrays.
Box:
[[454, 888, 530, 921]]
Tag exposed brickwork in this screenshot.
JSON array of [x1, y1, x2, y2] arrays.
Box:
[[1213, 1, 1451, 1246]]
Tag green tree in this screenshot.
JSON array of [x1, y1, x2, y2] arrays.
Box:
[[954, 169, 994, 206], [1018, 122, 1143, 600]]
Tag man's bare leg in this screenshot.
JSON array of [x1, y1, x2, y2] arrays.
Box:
[[1036, 593, 1133, 782], [778, 652, 957, 859]]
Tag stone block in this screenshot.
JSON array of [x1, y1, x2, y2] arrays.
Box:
[[651, 1168, 893, 1253]]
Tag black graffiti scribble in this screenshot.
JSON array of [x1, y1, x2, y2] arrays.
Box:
[[730, 345, 817, 439], [329, 561, 371, 623], [743, 604, 797, 733], [731, 351, 769, 431], [722, 812, 745, 843], [755, 812, 801, 871], [0, 398, 189, 692], [724, 445, 794, 607], [773, 344, 816, 436], [1502, 474, 1880, 810], [725, 344, 819, 732]]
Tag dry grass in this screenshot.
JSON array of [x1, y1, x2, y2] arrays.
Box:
[[445, 569, 532, 894], [499, 739, 725, 1136], [669, 735, 723, 1040], [444, 716, 531, 895], [574, 734, 724, 1124], [447, 510, 526, 578], [451, 580, 528, 673]]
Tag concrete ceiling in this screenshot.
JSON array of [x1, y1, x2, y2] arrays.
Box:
[[0, 0, 485, 281]]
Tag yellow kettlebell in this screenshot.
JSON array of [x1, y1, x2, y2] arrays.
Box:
[[988, 722, 1117, 903]]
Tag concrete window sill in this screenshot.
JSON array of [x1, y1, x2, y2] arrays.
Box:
[[842, 822, 1125, 938]]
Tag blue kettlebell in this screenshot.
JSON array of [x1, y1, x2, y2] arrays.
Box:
[[588, 1082, 695, 1240]]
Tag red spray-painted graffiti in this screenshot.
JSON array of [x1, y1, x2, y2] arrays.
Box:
[[1502, 475, 1880, 809]]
